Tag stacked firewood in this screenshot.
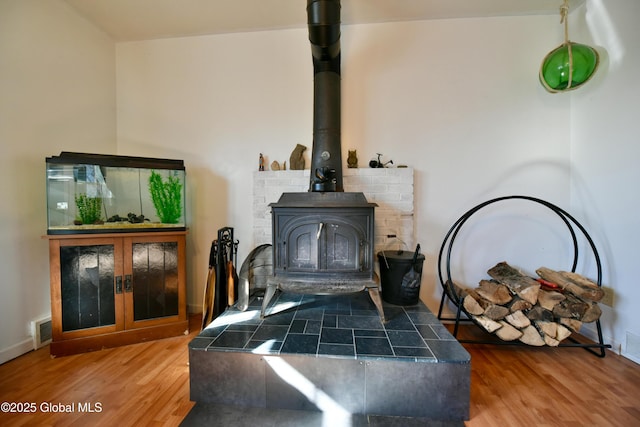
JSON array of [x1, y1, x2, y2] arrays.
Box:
[[450, 261, 604, 346]]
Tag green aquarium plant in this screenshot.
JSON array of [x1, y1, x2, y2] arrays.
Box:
[[148, 170, 183, 224], [74, 194, 103, 225]]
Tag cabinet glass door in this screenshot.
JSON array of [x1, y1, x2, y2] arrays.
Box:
[[131, 241, 179, 321], [60, 244, 116, 332]]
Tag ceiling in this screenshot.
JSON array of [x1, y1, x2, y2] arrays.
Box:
[[63, 0, 584, 42]]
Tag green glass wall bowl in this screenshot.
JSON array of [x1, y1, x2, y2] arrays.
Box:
[[540, 42, 599, 93]]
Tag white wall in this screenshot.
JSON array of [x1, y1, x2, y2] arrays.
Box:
[[570, 0, 640, 362], [0, 0, 115, 363]]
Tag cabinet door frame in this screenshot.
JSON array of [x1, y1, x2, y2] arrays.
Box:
[[122, 234, 187, 330], [49, 237, 124, 341]]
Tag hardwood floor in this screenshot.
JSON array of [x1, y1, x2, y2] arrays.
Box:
[[0, 315, 200, 427], [453, 324, 640, 427], [1, 315, 638, 426]]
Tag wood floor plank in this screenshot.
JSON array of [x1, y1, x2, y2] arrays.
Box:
[[1, 316, 638, 426]]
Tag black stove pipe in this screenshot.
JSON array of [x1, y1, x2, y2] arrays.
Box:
[[307, 0, 343, 192]]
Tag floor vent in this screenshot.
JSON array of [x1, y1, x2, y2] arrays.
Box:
[[31, 317, 52, 350]]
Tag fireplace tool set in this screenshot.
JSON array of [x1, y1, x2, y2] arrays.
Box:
[[202, 227, 238, 329]]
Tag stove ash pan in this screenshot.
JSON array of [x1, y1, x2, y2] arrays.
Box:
[[271, 192, 377, 283]]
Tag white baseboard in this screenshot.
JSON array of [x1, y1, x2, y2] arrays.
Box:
[[0, 338, 33, 365], [622, 351, 640, 365]]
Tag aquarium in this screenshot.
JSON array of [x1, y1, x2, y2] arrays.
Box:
[[46, 152, 186, 234]]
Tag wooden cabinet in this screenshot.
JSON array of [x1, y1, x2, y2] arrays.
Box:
[[47, 231, 188, 356]]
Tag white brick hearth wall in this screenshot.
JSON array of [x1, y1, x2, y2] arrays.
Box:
[[253, 168, 414, 254]]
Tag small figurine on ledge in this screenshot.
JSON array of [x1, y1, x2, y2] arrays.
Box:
[[347, 150, 358, 168], [289, 144, 306, 170], [369, 153, 393, 168], [259, 153, 265, 171]]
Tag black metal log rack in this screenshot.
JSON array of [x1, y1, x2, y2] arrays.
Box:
[[436, 195, 611, 357]]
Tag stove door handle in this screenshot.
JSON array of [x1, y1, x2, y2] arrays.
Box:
[[317, 222, 324, 239]]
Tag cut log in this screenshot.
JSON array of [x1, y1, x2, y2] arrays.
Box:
[[536, 267, 604, 302], [537, 289, 566, 311], [581, 302, 602, 323], [519, 325, 545, 346], [509, 297, 533, 313], [488, 262, 540, 305], [556, 324, 573, 341], [459, 285, 510, 320], [495, 321, 523, 341], [476, 280, 513, 305], [526, 306, 554, 322], [536, 320, 558, 338], [449, 280, 469, 301], [532, 321, 560, 346], [448, 282, 484, 315], [559, 317, 582, 333], [552, 293, 589, 320], [544, 335, 560, 347], [463, 294, 485, 316], [558, 271, 602, 291], [504, 310, 531, 329], [483, 304, 510, 321], [473, 315, 503, 333]]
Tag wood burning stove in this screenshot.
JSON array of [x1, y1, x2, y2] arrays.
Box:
[[271, 193, 374, 281], [261, 192, 385, 321], [260, 0, 386, 321]]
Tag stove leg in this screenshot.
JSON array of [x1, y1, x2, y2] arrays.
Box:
[[367, 287, 386, 323], [260, 283, 278, 319]]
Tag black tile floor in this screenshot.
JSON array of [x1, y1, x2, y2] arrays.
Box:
[[191, 291, 469, 364]]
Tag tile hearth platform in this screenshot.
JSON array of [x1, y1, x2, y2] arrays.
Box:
[[187, 292, 470, 423]]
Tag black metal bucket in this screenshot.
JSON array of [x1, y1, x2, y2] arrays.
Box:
[[378, 249, 425, 305]]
